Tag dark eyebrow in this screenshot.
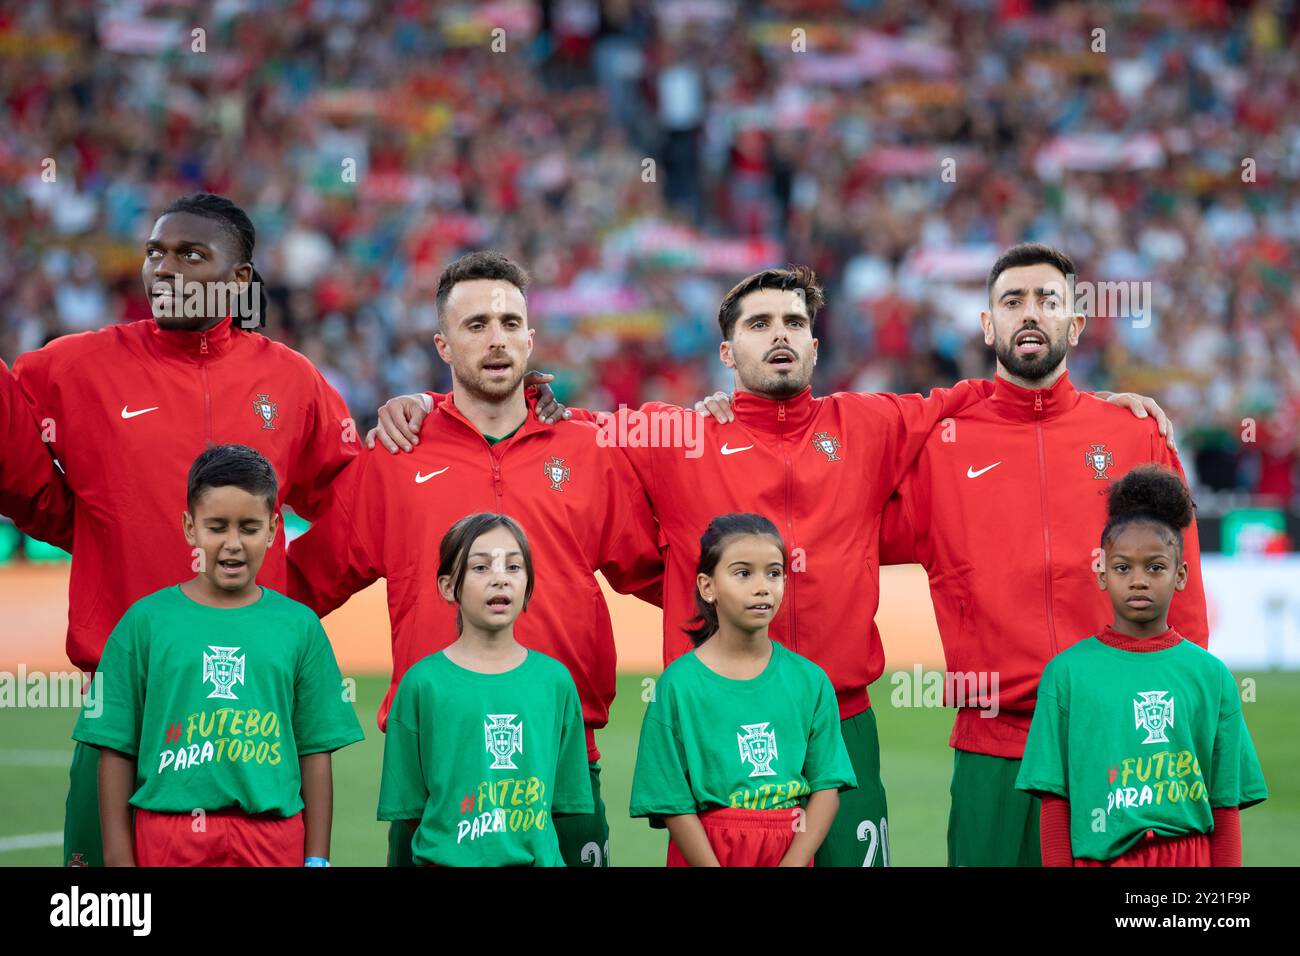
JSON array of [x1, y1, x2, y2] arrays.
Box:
[[468, 550, 524, 560], [998, 286, 1062, 303], [743, 312, 805, 324], [145, 239, 215, 252], [727, 560, 755, 569], [460, 312, 525, 326]]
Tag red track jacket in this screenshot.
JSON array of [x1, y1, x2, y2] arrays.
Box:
[[1, 358, 73, 547], [285, 392, 664, 760], [880, 371, 1210, 758], [13, 317, 357, 671], [573, 382, 983, 720]]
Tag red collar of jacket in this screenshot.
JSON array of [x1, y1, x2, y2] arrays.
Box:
[[434, 388, 551, 443], [988, 369, 1081, 423], [145, 315, 240, 362], [732, 385, 816, 435]]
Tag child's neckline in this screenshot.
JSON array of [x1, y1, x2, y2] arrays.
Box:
[[688, 639, 780, 687], [437, 648, 532, 678], [173, 583, 267, 610]]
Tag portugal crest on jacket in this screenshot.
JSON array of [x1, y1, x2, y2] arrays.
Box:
[[253, 393, 278, 431], [1134, 690, 1174, 745], [543, 456, 570, 491], [812, 431, 842, 462], [1086, 443, 1113, 479], [738, 722, 778, 777]]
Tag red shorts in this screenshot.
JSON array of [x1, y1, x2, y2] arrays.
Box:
[[1076, 830, 1212, 867], [666, 807, 807, 867], [133, 808, 305, 867]]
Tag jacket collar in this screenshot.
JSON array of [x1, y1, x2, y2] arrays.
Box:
[[988, 369, 1080, 423], [146, 316, 240, 362], [732, 386, 816, 435], [436, 388, 550, 444]]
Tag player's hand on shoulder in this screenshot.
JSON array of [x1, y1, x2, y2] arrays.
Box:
[[1099, 391, 1176, 451], [367, 392, 432, 453], [525, 370, 570, 425], [694, 391, 734, 424]]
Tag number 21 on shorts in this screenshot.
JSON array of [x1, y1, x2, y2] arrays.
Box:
[[857, 817, 889, 867]]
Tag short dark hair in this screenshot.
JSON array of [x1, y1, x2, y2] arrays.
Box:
[[1100, 464, 1196, 560], [987, 242, 1077, 305], [717, 265, 824, 340], [437, 512, 536, 633], [435, 251, 530, 326], [683, 513, 787, 646], [186, 444, 278, 513]]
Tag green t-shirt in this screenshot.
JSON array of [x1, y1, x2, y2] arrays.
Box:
[[1016, 637, 1268, 861], [630, 641, 857, 824], [377, 649, 593, 867], [72, 585, 364, 816]]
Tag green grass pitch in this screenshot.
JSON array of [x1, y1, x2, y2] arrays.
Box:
[[2, 671, 1296, 866]]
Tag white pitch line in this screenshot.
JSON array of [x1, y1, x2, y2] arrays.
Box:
[[0, 831, 62, 853], [0, 749, 72, 767]]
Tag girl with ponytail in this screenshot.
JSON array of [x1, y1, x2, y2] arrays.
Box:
[[630, 513, 857, 866], [1017, 465, 1268, 867]]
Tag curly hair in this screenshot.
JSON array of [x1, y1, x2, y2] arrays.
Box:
[[1100, 464, 1196, 557]]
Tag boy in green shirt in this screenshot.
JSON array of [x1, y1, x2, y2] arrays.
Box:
[[377, 513, 592, 866], [73, 444, 363, 866], [1017, 466, 1266, 865], [630, 514, 857, 866]]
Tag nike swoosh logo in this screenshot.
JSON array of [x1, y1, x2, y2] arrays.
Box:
[[966, 462, 1002, 478], [415, 467, 450, 484], [120, 405, 159, 419], [720, 443, 754, 456]]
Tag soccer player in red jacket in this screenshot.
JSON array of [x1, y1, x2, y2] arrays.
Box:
[[879, 242, 1210, 867], [285, 251, 664, 869], [0, 358, 73, 547], [375, 265, 1168, 867], [12, 193, 358, 867]]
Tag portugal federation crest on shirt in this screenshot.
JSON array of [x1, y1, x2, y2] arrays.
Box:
[[1134, 690, 1174, 745], [485, 714, 524, 770], [811, 431, 842, 462], [203, 646, 245, 700], [543, 456, 570, 492], [253, 393, 278, 431], [738, 722, 778, 777], [1085, 443, 1114, 480]]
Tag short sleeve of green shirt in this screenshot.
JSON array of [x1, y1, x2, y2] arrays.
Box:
[[1208, 665, 1268, 810], [74, 606, 146, 757], [293, 617, 365, 755], [629, 695, 697, 822], [552, 679, 594, 816], [1016, 660, 1070, 799], [803, 671, 857, 793], [377, 678, 429, 821]]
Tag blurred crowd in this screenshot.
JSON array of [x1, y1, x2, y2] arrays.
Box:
[[1, 0, 1298, 513]]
